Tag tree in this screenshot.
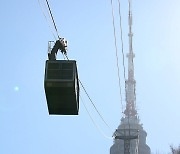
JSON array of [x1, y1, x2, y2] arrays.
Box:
[[170, 145, 180, 154]]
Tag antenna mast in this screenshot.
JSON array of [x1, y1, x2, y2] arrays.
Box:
[[124, 0, 137, 117]]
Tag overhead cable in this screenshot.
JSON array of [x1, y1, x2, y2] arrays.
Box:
[[80, 96, 113, 140], [40, 0, 115, 137], [117, 0, 126, 81], [38, 0, 57, 40], [79, 79, 113, 133], [45, 0, 61, 40], [110, 0, 124, 114]]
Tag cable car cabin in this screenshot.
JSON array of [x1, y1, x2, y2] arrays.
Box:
[[44, 60, 79, 115]]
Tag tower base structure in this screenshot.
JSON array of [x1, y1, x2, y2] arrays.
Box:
[[110, 116, 151, 154]]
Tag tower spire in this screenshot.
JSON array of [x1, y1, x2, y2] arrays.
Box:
[[110, 1, 151, 153], [124, 0, 137, 117]]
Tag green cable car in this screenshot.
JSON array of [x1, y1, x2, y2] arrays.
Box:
[[44, 40, 79, 115]]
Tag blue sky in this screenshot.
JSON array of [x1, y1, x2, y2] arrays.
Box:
[[0, 0, 180, 154]]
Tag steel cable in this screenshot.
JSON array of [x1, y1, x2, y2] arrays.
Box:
[[39, 0, 117, 138], [45, 0, 61, 40], [79, 79, 113, 133], [110, 0, 124, 114], [117, 0, 126, 81], [80, 96, 113, 140], [38, 0, 57, 40]]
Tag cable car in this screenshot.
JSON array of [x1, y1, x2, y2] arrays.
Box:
[[44, 40, 79, 115]]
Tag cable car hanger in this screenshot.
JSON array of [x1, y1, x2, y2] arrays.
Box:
[[48, 38, 68, 60]]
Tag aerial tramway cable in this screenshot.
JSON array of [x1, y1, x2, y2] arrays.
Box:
[[79, 80, 114, 135], [45, 0, 61, 40], [80, 96, 113, 140], [110, 0, 124, 115], [117, 0, 126, 81], [39, 0, 115, 138], [38, 0, 57, 40]]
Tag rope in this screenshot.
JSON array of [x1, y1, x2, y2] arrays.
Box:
[[45, 0, 60, 40], [79, 79, 113, 133], [80, 96, 113, 140], [110, 0, 124, 114], [117, 0, 126, 81], [40, 1, 112, 133], [38, 0, 57, 40]]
